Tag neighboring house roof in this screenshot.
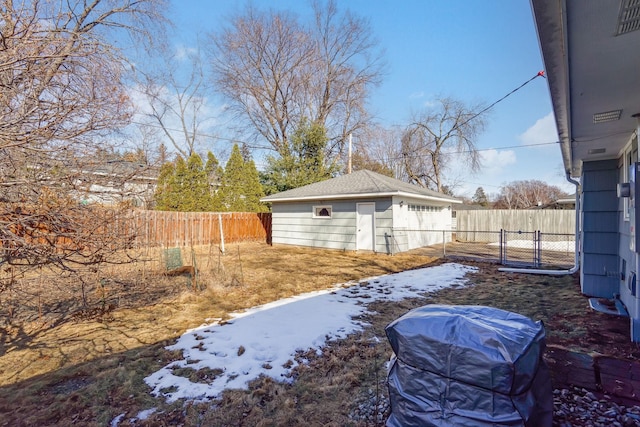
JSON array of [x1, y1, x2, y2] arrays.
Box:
[[534, 194, 576, 210], [261, 169, 461, 204], [74, 160, 159, 207], [452, 203, 489, 211], [81, 160, 159, 183], [554, 195, 577, 205], [531, 0, 640, 177]]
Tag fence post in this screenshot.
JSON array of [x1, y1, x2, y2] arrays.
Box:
[[532, 230, 537, 267], [500, 229, 505, 264], [535, 230, 542, 267], [218, 213, 225, 254]]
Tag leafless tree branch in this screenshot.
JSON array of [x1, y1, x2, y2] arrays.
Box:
[[207, 0, 384, 162], [0, 0, 167, 274], [401, 97, 486, 192]]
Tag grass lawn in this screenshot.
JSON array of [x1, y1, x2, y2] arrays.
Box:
[[0, 242, 636, 426]]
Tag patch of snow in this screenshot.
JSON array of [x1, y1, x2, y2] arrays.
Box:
[[145, 263, 476, 403], [110, 413, 125, 427], [488, 239, 575, 252], [136, 407, 157, 420]]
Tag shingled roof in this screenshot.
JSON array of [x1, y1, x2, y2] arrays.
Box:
[[261, 170, 461, 203]]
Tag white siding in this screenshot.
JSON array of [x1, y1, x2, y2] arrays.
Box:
[[390, 197, 453, 252]]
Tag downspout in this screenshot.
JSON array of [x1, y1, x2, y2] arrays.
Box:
[[498, 172, 580, 275]]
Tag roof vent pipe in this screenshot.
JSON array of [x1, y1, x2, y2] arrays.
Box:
[[498, 172, 580, 275]]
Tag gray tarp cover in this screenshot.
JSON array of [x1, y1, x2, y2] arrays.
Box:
[[385, 305, 552, 427]]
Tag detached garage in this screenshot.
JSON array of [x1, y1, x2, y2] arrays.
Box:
[[261, 170, 461, 254]]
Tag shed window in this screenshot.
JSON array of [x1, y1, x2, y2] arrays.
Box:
[[408, 203, 442, 212], [313, 205, 332, 218]]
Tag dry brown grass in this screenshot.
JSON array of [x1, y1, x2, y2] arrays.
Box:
[[0, 243, 637, 426], [179, 262, 640, 427], [0, 242, 439, 426], [0, 243, 438, 386]]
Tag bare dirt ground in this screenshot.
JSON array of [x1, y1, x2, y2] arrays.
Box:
[[0, 242, 637, 426]]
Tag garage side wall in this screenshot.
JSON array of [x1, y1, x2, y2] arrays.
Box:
[[271, 198, 393, 252], [391, 197, 453, 253]]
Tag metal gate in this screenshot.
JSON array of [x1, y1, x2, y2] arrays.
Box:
[[407, 229, 576, 269], [501, 230, 539, 267], [499, 230, 575, 268]]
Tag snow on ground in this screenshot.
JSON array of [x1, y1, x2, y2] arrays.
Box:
[[144, 263, 477, 403], [488, 240, 575, 252], [112, 407, 157, 427]]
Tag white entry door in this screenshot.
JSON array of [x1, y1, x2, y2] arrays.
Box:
[[356, 203, 375, 251]]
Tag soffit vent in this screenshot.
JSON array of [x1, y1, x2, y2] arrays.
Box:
[[593, 109, 622, 123], [617, 0, 640, 35]]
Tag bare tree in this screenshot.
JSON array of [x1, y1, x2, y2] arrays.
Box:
[[493, 180, 567, 209], [0, 0, 167, 274], [351, 124, 403, 177], [208, 6, 308, 154], [307, 0, 384, 158], [401, 97, 487, 192], [208, 0, 383, 161], [134, 45, 214, 159]]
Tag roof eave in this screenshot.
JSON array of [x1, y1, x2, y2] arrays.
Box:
[[261, 191, 461, 204], [530, 0, 576, 177]]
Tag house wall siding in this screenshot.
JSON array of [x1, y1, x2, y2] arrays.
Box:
[[617, 153, 639, 332], [375, 199, 395, 254], [581, 159, 620, 298], [271, 198, 394, 253]]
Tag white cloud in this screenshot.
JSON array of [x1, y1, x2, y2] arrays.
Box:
[[422, 99, 439, 108], [409, 91, 424, 99], [174, 44, 199, 61], [519, 112, 557, 146], [446, 149, 516, 197], [479, 149, 517, 175]]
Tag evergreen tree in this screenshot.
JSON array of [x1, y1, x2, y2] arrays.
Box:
[[205, 151, 225, 211], [221, 144, 248, 211], [472, 186, 489, 207], [243, 159, 268, 212], [183, 153, 213, 211], [154, 161, 176, 210], [261, 119, 337, 194], [170, 156, 189, 210], [205, 151, 224, 186], [153, 153, 214, 212]]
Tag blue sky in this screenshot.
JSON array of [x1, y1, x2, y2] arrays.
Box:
[[163, 0, 571, 198]]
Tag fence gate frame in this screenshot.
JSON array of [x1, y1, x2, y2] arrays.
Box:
[[500, 229, 543, 268]]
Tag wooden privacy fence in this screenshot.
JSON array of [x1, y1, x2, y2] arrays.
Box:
[[455, 209, 575, 235], [122, 211, 272, 247]]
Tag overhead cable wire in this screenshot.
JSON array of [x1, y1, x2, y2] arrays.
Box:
[[381, 140, 559, 163], [129, 71, 548, 156], [129, 120, 273, 151], [446, 70, 547, 134]]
